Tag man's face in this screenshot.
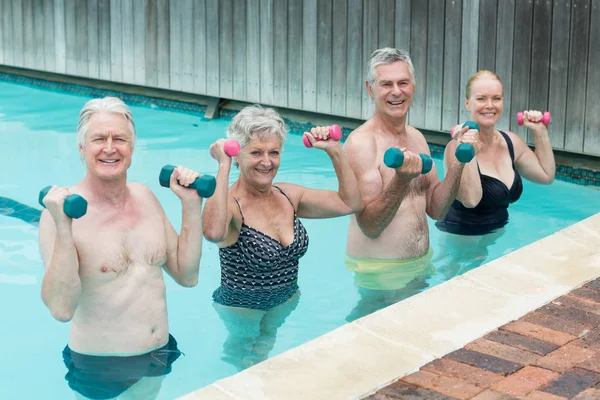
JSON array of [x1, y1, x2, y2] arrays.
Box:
[[80, 111, 133, 181], [367, 61, 415, 119]]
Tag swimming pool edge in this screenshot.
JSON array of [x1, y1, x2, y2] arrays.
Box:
[[178, 212, 600, 400]]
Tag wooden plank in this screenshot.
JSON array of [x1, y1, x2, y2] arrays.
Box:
[[64, 0, 77, 75], [302, 0, 317, 111], [345, 0, 362, 118], [109, 0, 122, 81], [273, 0, 288, 107], [394, 0, 411, 51], [441, 0, 462, 131], [316, 0, 332, 113], [408, 0, 428, 127], [33, 0, 46, 70], [168, 0, 182, 90], [477, 0, 497, 71], [0, 1, 4, 64], [12, 0, 24, 67], [87, 0, 99, 78], [547, 0, 570, 149], [361, 0, 378, 120], [121, 0, 134, 83], [156, 0, 170, 89], [564, 0, 590, 152], [459, 0, 479, 123], [97, 0, 111, 80], [425, 0, 444, 130], [287, 0, 303, 109], [75, 0, 88, 77], [1, 0, 13, 65], [22, 0, 35, 69], [260, 0, 274, 105], [331, 0, 348, 116], [219, 0, 233, 99], [145, 0, 158, 86], [193, 0, 207, 94], [132, 0, 146, 85], [584, 0, 600, 154], [54, 0, 66, 74], [205, 0, 219, 96], [378, 0, 395, 48], [510, 0, 533, 141], [43, 0, 55, 72], [180, 0, 193, 91], [494, 0, 514, 130], [232, 0, 247, 100], [528, 0, 552, 143], [246, 0, 260, 102]]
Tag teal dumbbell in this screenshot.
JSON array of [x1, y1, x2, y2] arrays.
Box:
[[454, 121, 479, 163], [383, 148, 433, 174], [38, 186, 88, 219], [159, 165, 216, 198]]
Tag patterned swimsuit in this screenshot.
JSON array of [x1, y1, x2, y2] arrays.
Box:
[[212, 186, 309, 310]]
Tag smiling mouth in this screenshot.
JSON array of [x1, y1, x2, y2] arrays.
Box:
[[388, 100, 405, 106], [99, 159, 119, 164], [481, 112, 496, 117]]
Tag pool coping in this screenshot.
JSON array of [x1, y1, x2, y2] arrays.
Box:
[[179, 212, 600, 400]]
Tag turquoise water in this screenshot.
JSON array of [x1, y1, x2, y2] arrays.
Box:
[[1, 80, 599, 399]]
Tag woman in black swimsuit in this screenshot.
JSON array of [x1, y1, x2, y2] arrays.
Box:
[[435, 70, 556, 276], [202, 105, 362, 370]]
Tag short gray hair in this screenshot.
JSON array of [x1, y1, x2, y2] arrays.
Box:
[[366, 47, 416, 86], [77, 97, 136, 149], [226, 105, 287, 150]]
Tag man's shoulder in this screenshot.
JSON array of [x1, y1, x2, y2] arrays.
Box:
[[345, 122, 375, 148]]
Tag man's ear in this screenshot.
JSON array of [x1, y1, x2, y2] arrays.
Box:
[[365, 81, 374, 98]]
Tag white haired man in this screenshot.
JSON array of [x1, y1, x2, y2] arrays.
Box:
[[38, 96, 205, 399], [343, 48, 479, 321]]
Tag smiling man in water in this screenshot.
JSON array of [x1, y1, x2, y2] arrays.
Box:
[[343, 48, 477, 321], [38, 96, 205, 399]]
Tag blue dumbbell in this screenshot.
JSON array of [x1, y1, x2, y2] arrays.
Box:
[[159, 165, 216, 198], [383, 148, 433, 174], [455, 121, 479, 163], [38, 186, 88, 219]]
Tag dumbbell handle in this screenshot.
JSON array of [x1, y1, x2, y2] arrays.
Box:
[[38, 186, 88, 219], [159, 165, 216, 198], [383, 148, 433, 174], [450, 121, 479, 163], [517, 111, 551, 126], [303, 125, 342, 148]]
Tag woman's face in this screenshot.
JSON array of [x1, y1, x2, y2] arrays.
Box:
[[237, 133, 282, 186], [465, 76, 504, 129]]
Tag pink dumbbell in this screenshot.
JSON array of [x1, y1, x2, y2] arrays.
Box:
[[303, 124, 342, 148], [517, 111, 551, 126], [224, 140, 241, 156]]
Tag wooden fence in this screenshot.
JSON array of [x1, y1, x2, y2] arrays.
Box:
[[0, 0, 599, 155]]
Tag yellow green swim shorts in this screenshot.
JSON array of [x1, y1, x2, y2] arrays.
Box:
[[345, 248, 435, 291]]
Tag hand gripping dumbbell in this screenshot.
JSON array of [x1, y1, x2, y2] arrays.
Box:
[[38, 186, 88, 219], [517, 111, 551, 126], [450, 121, 479, 163], [383, 148, 433, 174], [303, 124, 342, 148]]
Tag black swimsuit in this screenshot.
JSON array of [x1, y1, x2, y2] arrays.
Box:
[[213, 186, 309, 310], [436, 131, 523, 236]]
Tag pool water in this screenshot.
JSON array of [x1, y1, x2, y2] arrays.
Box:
[[1, 80, 599, 400]]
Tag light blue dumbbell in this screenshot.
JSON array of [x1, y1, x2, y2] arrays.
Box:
[[383, 148, 433, 174]]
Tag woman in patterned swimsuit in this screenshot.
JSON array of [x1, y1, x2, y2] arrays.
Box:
[[202, 105, 363, 370]]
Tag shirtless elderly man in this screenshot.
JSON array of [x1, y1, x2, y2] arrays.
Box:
[[344, 48, 478, 321], [38, 97, 204, 399]]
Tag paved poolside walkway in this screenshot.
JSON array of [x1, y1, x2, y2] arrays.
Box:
[[364, 277, 600, 400]]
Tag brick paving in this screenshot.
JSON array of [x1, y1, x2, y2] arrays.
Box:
[[364, 279, 600, 400]]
